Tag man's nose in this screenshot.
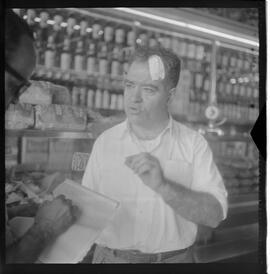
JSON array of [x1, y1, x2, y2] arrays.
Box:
[[131, 86, 142, 102]]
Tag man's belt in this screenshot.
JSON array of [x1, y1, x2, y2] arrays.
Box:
[[104, 246, 190, 263]]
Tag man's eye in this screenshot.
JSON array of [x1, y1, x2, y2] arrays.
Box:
[[143, 88, 155, 94]]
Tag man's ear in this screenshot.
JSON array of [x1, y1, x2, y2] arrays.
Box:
[[167, 88, 176, 104]]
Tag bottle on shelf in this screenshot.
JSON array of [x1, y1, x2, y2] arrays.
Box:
[[187, 40, 196, 60], [114, 25, 126, 62], [65, 14, 78, 57], [87, 89, 95, 108], [44, 35, 56, 68], [86, 42, 97, 75], [60, 38, 72, 71], [79, 87, 87, 107], [110, 94, 118, 110], [26, 9, 38, 34], [79, 17, 89, 49], [36, 10, 50, 65], [74, 40, 85, 72], [71, 86, 80, 106], [195, 43, 205, 61], [95, 89, 103, 109], [91, 20, 103, 41], [127, 27, 136, 47], [178, 39, 187, 58], [117, 94, 124, 110], [138, 31, 149, 47], [102, 90, 110, 109], [221, 50, 229, 68], [229, 52, 237, 68], [148, 32, 159, 48], [98, 44, 108, 76], [50, 13, 65, 68], [104, 23, 115, 56]]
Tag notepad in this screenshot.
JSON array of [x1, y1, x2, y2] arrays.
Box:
[[39, 179, 119, 263], [10, 179, 119, 263]]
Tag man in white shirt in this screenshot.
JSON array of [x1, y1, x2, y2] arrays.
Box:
[[82, 46, 228, 263]]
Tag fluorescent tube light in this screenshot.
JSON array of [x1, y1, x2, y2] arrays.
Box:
[[114, 8, 259, 47]]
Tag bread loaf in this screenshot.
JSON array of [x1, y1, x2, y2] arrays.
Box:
[[19, 81, 52, 105]]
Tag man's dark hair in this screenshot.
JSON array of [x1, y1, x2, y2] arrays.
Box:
[[5, 9, 34, 63], [128, 45, 181, 90]]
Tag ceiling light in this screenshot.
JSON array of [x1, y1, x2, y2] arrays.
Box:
[[114, 8, 259, 47]]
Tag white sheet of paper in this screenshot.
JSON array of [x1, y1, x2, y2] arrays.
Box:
[[37, 179, 119, 263]]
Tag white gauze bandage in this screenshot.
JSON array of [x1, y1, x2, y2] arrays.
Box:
[[148, 55, 165, 81]]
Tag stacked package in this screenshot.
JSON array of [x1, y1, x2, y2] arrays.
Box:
[[35, 104, 87, 131]]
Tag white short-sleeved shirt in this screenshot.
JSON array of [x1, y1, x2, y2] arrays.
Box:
[[82, 117, 228, 253]]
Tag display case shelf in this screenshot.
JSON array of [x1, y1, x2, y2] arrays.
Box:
[[6, 129, 95, 139]]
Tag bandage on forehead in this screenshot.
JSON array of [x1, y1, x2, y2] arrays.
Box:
[[148, 55, 165, 81]]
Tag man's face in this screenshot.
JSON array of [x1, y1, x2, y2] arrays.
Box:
[[5, 35, 36, 110], [123, 60, 171, 128]]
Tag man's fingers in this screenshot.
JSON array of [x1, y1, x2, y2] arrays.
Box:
[[126, 153, 153, 170], [133, 158, 151, 173], [136, 163, 152, 175]]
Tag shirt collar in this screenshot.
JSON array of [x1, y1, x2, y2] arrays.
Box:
[[119, 115, 173, 140]]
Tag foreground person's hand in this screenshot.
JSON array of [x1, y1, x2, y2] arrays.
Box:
[[34, 195, 80, 239]]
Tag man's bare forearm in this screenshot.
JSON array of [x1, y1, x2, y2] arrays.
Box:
[[6, 223, 52, 263], [157, 180, 223, 228]]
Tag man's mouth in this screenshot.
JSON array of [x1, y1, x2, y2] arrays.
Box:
[[129, 106, 141, 114]]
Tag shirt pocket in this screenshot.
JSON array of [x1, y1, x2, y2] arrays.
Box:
[[163, 159, 193, 188]]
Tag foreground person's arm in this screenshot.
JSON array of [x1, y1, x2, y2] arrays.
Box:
[[6, 195, 79, 263]]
